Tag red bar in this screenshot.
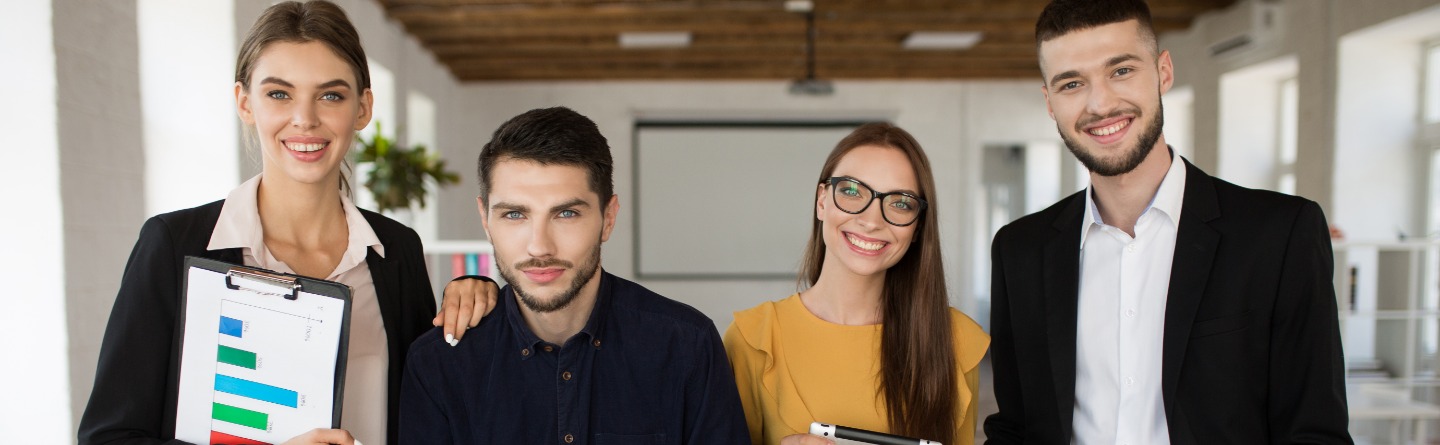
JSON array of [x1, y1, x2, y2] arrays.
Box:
[[451, 253, 465, 278], [210, 430, 271, 445]]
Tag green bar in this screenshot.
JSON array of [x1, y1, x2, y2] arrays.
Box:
[[212, 402, 268, 430], [217, 345, 258, 370]]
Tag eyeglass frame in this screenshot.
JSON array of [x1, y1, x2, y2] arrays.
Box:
[[823, 176, 929, 227]]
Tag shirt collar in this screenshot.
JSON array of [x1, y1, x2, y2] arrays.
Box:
[[1079, 148, 1187, 248], [505, 270, 613, 359], [208, 175, 385, 266]]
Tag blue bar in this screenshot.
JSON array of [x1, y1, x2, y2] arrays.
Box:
[[219, 316, 243, 338], [214, 374, 298, 408]]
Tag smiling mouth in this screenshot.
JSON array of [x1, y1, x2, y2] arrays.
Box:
[[845, 232, 888, 252], [1087, 119, 1131, 136], [284, 141, 327, 152]]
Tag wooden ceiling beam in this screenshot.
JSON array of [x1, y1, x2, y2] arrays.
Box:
[[450, 65, 1042, 81]]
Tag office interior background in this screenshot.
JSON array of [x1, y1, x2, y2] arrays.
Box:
[[4, 0, 1440, 442]]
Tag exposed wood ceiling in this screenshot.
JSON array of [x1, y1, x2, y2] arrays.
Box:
[[377, 0, 1237, 82]]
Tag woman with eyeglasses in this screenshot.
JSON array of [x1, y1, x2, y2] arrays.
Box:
[[724, 123, 989, 445]]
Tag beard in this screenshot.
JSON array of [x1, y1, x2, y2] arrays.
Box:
[[497, 240, 603, 313], [1060, 102, 1165, 177]]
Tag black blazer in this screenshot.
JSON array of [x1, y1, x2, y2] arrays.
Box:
[[78, 199, 438, 445], [983, 160, 1352, 444]]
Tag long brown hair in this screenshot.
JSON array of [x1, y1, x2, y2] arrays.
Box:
[[234, 0, 369, 194], [799, 122, 958, 444]]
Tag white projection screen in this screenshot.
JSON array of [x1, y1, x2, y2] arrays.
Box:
[[634, 123, 863, 278]]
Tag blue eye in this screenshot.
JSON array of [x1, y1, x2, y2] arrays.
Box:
[[267, 90, 290, 100], [557, 210, 579, 218], [1060, 81, 1081, 91], [1114, 67, 1134, 77], [501, 211, 524, 220], [321, 92, 344, 101]]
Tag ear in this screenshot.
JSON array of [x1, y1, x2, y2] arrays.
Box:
[[235, 82, 255, 125], [815, 182, 828, 222], [354, 88, 374, 131], [1041, 83, 1055, 121], [599, 194, 620, 242], [476, 196, 492, 240], [1157, 50, 1175, 95]]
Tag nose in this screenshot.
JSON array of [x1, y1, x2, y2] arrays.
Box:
[[291, 100, 319, 129], [1085, 80, 1121, 117], [526, 219, 557, 260], [855, 197, 886, 229]]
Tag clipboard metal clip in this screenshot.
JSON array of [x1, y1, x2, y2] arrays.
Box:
[[226, 268, 301, 300]]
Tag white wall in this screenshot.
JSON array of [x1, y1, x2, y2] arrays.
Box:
[[0, 0, 70, 441], [1218, 55, 1295, 191], [1162, 0, 1440, 233], [440, 80, 1054, 328]]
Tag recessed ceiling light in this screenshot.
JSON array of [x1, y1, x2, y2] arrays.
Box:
[[618, 31, 692, 49], [902, 31, 983, 50], [784, 0, 813, 13]]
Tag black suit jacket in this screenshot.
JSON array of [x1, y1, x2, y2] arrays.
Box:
[[78, 199, 438, 445], [983, 160, 1352, 444]]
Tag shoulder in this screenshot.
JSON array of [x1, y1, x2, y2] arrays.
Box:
[[727, 298, 785, 343], [1197, 171, 1324, 226], [358, 207, 424, 250], [607, 274, 718, 333], [948, 308, 990, 372], [136, 199, 226, 251]]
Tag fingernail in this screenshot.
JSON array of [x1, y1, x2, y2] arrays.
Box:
[[445, 334, 456, 346]]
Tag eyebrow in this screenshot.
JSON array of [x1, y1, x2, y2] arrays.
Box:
[[258, 77, 352, 90], [838, 176, 921, 197], [1046, 54, 1144, 88], [490, 198, 592, 214]]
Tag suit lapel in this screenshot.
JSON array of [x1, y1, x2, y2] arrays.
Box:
[[1161, 160, 1221, 415], [1046, 193, 1086, 438], [367, 246, 402, 342]]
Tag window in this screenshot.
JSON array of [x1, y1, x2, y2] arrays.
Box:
[[1277, 76, 1299, 195]]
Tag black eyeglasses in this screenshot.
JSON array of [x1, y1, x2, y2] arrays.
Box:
[[824, 176, 928, 227]]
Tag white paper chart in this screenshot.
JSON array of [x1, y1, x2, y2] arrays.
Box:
[[174, 266, 348, 445]]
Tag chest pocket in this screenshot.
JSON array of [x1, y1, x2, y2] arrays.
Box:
[[594, 433, 667, 445]]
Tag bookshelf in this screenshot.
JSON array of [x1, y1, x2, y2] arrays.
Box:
[[1336, 240, 1440, 444]]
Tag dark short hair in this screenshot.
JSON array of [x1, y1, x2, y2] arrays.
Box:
[[477, 107, 614, 204], [1035, 0, 1157, 54]]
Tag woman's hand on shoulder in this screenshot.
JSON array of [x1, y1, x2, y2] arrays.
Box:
[[781, 433, 835, 445], [433, 276, 499, 346], [280, 428, 358, 445]]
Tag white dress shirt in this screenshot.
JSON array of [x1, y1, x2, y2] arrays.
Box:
[[1072, 151, 1186, 445], [208, 175, 391, 445]]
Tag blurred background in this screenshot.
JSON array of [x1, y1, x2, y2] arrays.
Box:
[[4, 0, 1440, 442]]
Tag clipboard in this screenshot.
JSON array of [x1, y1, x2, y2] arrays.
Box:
[[174, 256, 353, 445]]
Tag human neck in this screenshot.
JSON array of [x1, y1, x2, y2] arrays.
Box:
[[255, 172, 346, 248], [517, 269, 603, 345], [801, 257, 885, 326], [1089, 139, 1172, 237]]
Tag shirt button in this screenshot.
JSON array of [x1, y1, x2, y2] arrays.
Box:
[[521, 348, 530, 356], [564, 433, 574, 443], [593, 339, 601, 348], [1125, 377, 1135, 386], [1126, 243, 1136, 253], [562, 371, 573, 381], [543, 345, 554, 352], [1125, 309, 1136, 318]]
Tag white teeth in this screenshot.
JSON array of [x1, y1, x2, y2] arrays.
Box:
[[846, 233, 886, 251], [286, 142, 326, 152], [1088, 120, 1129, 136]]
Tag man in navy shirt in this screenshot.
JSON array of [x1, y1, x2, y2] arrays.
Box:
[[399, 107, 749, 444]]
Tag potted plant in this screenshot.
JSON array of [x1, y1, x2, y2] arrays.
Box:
[[353, 122, 460, 215]]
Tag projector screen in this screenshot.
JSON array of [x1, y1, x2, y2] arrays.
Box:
[[634, 123, 862, 278]]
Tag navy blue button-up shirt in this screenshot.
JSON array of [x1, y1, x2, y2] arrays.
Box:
[[399, 271, 749, 445]]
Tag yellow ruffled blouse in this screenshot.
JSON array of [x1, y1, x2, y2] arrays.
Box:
[[723, 294, 989, 445]]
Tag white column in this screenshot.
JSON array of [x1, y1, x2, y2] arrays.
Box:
[[139, 0, 238, 215]]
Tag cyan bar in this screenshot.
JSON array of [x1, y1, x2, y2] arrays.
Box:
[[214, 374, 298, 408]]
